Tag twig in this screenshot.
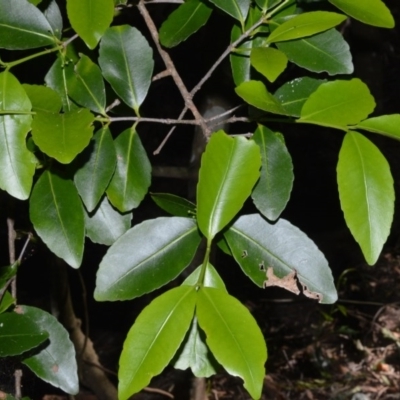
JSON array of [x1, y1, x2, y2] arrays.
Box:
[[153, 69, 171, 81], [109, 116, 199, 125], [143, 387, 174, 398], [144, 0, 183, 3], [14, 370, 22, 400]]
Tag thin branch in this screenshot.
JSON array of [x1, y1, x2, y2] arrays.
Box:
[[17, 233, 32, 264], [109, 116, 199, 124], [62, 34, 79, 48], [144, 0, 183, 3], [153, 69, 171, 81]]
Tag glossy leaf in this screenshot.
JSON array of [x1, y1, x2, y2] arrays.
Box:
[[99, 25, 154, 115], [31, 108, 94, 164], [67, 54, 106, 115], [209, 0, 251, 24], [356, 114, 400, 141], [235, 80, 288, 115], [67, 0, 114, 49], [250, 47, 287, 82], [23, 84, 62, 113], [251, 125, 293, 221], [182, 263, 227, 291], [94, 217, 202, 301], [337, 132, 394, 265], [197, 287, 267, 399], [159, 0, 213, 48], [106, 127, 151, 212], [0, 311, 48, 357], [329, 0, 394, 28], [0, 291, 14, 314], [0, 0, 56, 49], [0, 72, 36, 200], [277, 28, 353, 76], [274, 77, 326, 117], [197, 131, 261, 240], [255, 0, 282, 11], [21, 306, 78, 395], [224, 214, 337, 304], [30, 170, 85, 269], [119, 286, 196, 400], [151, 193, 196, 218], [85, 196, 132, 246], [298, 79, 376, 129], [44, 0, 63, 39], [74, 127, 116, 212]]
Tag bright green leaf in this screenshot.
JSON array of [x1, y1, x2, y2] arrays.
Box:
[[94, 217, 202, 301], [197, 131, 261, 240], [159, 0, 213, 48], [21, 306, 78, 395], [30, 170, 85, 268], [44, 0, 63, 40], [337, 131, 394, 265], [224, 214, 338, 304], [209, 0, 251, 24], [182, 263, 227, 291], [22, 84, 62, 113], [99, 25, 154, 115], [151, 193, 196, 218], [250, 47, 287, 82], [298, 78, 376, 129], [197, 287, 266, 399], [356, 114, 400, 141], [255, 0, 282, 11], [118, 286, 196, 400], [67, 0, 114, 49]]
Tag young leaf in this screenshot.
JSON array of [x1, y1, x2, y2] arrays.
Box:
[[159, 0, 213, 48], [251, 125, 293, 221], [94, 217, 202, 301], [22, 84, 62, 113], [224, 214, 338, 304], [99, 25, 154, 115], [356, 115, 400, 141], [196, 287, 267, 399], [197, 131, 261, 240], [298, 79, 376, 130], [43, 0, 63, 40], [209, 0, 251, 24], [85, 196, 132, 246], [151, 193, 196, 217], [0, 0, 56, 49], [0, 311, 49, 357], [106, 127, 151, 212], [250, 47, 287, 82], [21, 306, 79, 395], [31, 108, 94, 164], [337, 132, 394, 265], [30, 170, 85, 269], [182, 262, 227, 291], [235, 80, 288, 115], [74, 127, 116, 212], [0, 72, 36, 200], [277, 29, 353, 76], [67, 0, 114, 49], [119, 286, 196, 400], [329, 0, 394, 28]]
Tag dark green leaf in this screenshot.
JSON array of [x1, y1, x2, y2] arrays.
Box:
[[159, 0, 213, 48], [119, 286, 196, 400], [255, 0, 281, 11], [197, 287, 266, 399], [0, 262, 19, 290], [337, 132, 394, 265], [94, 217, 202, 301], [209, 0, 251, 24], [106, 127, 151, 212], [224, 214, 337, 303], [21, 306, 78, 395], [0, 291, 14, 314], [356, 114, 400, 141], [30, 170, 85, 268], [99, 25, 154, 115], [44, 0, 63, 40], [151, 193, 196, 218], [22, 84, 62, 113], [250, 47, 287, 82]]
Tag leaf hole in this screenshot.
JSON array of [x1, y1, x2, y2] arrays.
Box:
[[241, 250, 248, 258]]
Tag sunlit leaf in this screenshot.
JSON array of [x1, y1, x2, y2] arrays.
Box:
[[182, 263, 227, 291], [250, 47, 287, 82], [356, 114, 400, 141]]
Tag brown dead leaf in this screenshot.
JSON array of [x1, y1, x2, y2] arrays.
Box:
[[263, 268, 300, 295]]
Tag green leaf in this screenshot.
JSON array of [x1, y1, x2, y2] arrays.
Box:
[[159, 0, 213, 48], [151, 193, 196, 217], [74, 127, 116, 212], [197, 131, 261, 240], [277, 28, 353, 76], [0, 0, 56, 49], [182, 263, 227, 291], [0, 291, 15, 314], [44, 0, 63, 40], [250, 47, 287, 82], [196, 287, 266, 399], [224, 214, 338, 304], [0, 72, 36, 200], [337, 132, 394, 265], [85, 196, 132, 246], [21, 306, 78, 395], [67, 54, 106, 115], [251, 125, 293, 221], [356, 115, 400, 141], [0, 262, 19, 290], [106, 127, 151, 212], [329, 0, 394, 28], [22, 84, 62, 113], [32, 108, 94, 164], [298, 79, 376, 129], [30, 170, 85, 268], [209, 0, 251, 24], [119, 286, 196, 400], [235, 80, 288, 115], [99, 25, 154, 115], [255, 0, 281, 11], [94, 217, 202, 301], [0, 311, 48, 357], [274, 77, 326, 117], [67, 0, 114, 49]]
